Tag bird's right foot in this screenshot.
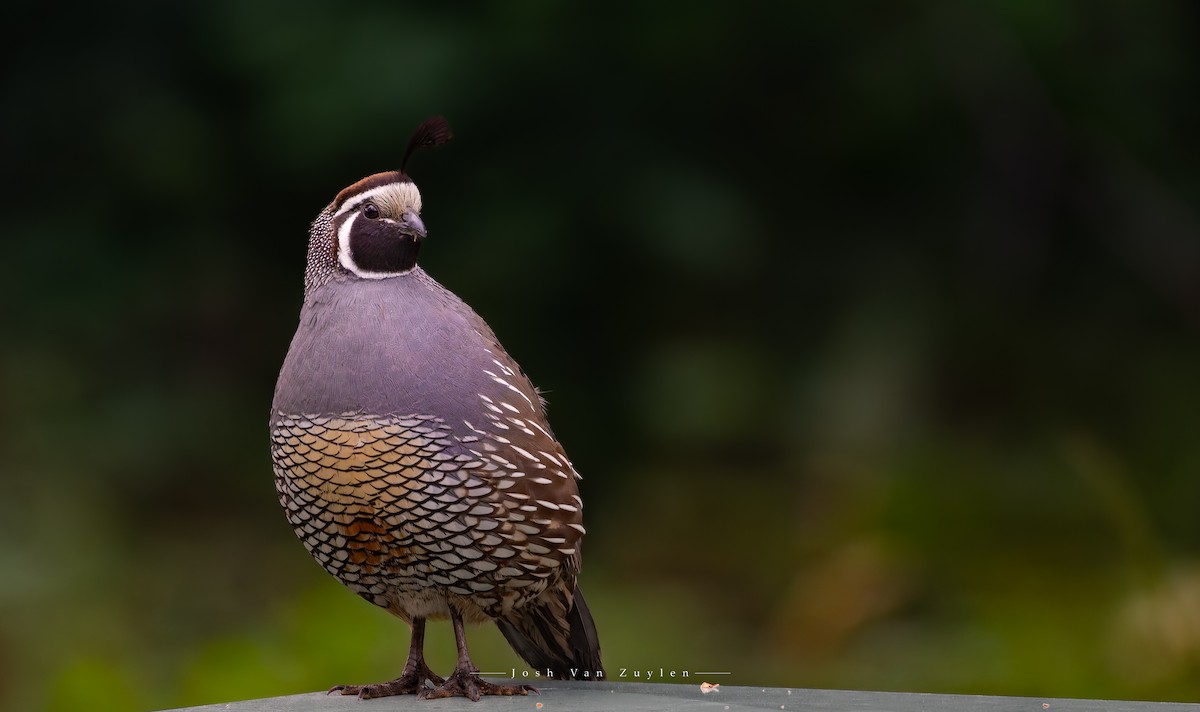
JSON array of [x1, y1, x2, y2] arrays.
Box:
[[418, 668, 538, 701]]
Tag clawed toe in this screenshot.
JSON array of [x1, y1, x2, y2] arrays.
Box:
[[327, 662, 445, 699], [419, 670, 537, 701]]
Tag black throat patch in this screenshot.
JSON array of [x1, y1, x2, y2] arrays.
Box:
[[348, 217, 421, 274]]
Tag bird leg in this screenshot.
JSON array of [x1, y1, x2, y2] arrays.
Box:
[[330, 617, 445, 699], [420, 609, 539, 701]]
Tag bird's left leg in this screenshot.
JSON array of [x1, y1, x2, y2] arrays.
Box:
[[331, 617, 445, 698], [420, 609, 538, 700]]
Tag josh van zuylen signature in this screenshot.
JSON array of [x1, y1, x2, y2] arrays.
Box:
[[505, 667, 698, 680]]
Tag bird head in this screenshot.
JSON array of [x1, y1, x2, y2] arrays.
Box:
[[303, 116, 453, 291]]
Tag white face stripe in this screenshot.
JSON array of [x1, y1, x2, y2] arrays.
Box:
[[334, 181, 424, 279], [337, 212, 395, 279]]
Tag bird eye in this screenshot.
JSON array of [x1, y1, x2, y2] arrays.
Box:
[[362, 203, 380, 220]]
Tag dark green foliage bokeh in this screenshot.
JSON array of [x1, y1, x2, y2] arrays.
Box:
[[4, 1, 1200, 709]]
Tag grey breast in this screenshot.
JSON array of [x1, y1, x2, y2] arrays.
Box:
[[272, 267, 537, 427]]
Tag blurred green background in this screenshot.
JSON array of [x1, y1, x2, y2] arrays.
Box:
[[5, 1, 1200, 709]]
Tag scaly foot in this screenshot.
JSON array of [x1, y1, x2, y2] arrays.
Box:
[[419, 669, 538, 701], [329, 661, 446, 699]]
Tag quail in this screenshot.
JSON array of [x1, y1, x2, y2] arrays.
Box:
[[270, 117, 603, 701]]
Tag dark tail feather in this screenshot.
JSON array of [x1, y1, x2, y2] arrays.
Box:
[[496, 583, 604, 680]]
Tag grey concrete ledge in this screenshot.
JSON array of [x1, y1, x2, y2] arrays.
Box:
[[162, 680, 1200, 712]]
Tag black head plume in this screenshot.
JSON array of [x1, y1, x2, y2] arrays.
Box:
[[401, 116, 454, 173]]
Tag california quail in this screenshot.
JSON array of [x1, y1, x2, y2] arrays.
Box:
[[270, 117, 603, 701]]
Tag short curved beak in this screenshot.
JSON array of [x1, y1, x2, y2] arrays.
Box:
[[398, 210, 427, 240]]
